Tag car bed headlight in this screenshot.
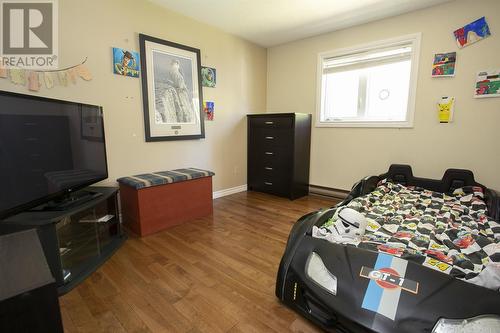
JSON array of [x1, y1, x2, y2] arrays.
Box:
[[306, 252, 337, 295], [432, 315, 500, 333]]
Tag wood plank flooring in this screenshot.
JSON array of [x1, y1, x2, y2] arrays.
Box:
[[60, 191, 339, 332]]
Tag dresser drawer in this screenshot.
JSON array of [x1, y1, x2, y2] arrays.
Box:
[[250, 128, 292, 150], [248, 158, 291, 197], [249, 131, 293, 152], [249, 177, 290, 197], [249, 148, 292, 169], [248, 160, 292, 180], [248, 116, 293, 129]]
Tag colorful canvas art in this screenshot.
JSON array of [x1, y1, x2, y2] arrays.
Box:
[[453, 17, 491, 48], [437, 97, 454, 123], [432, 52, 456, 77], [203, 101, 214, 120], [113, 47, 140, 77], [201, 67, 216, 87], [475, 70, 500, 98]]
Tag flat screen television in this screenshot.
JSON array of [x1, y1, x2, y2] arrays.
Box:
[[0, 91, 108, 219]]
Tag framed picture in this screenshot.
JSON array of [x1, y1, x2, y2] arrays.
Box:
[[112, 47, 140, 78], [431, 52, 456, 77], [474, 70, 500, 98], [453, 17, 491, 49], [139, 33, 205, 141], [437, 96, 454, 123], [201, 66, 216, 87], [203, 101, 214, 120], [81, 105, 104, 142]]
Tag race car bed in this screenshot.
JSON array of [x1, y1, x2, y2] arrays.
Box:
[[276, 165, 500, 333]]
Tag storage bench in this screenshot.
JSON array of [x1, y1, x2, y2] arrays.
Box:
[[117, 168, 214, 236]]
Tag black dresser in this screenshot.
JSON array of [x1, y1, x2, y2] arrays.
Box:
[[247, 113, 312, 200]]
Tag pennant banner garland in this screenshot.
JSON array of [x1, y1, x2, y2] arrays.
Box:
[[0, 58, 92, 92], [0, 65, 8, 78], [28, 71, 40, 91]]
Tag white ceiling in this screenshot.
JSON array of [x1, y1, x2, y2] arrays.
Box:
[[150, 0, 453, 47]]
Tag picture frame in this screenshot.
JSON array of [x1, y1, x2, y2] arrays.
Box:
[[139, 33, 205, 141], [453, 16, 491, 49], [112, 47, 140, 78], [431, 52, 456, 78], [474, 70, 500, 98], [201, 66, 216, 87]]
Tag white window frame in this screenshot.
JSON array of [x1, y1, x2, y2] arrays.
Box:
[[315, 33, 421, 128]]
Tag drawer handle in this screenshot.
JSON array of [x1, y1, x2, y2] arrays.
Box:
[[265, 121, 274, 125], [265, 136, 274, 140], [265, 167, 273, 170], [264, 182, 273, 186], [265, 152, 274, 155]]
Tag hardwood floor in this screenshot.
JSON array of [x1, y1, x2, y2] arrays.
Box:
[[60, 191, 338, 333]]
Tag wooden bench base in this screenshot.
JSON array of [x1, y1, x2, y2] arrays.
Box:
[[119, 177, 213, 236]]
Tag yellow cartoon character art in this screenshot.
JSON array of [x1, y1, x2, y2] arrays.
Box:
[[438, 97, 454, 123]]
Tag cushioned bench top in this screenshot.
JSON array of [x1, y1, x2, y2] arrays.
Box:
[[117, 168, 214, 190]]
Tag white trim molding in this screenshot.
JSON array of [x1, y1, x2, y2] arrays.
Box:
[[213, 184, 247, 199]]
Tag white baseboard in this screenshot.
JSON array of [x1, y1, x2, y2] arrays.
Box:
[[213, 184, 247, 199]]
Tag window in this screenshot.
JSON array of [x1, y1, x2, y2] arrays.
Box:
[[316, 34, 421, 127]]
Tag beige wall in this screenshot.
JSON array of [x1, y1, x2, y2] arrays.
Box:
[[267, 0, 500, 190], [0, 0, 267, 191]]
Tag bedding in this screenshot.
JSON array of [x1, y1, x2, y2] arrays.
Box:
[[314, 179, 500, 281]]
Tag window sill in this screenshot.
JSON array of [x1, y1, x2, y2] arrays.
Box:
[[315, 120, 414, 128]]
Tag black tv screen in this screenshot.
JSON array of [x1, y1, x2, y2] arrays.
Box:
[[0, 91, 108, 218]]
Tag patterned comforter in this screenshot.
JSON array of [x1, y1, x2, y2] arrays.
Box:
[[319, 180, 500, 280]]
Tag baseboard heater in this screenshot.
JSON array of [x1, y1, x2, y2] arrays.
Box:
[[309, 184, 349, 200]]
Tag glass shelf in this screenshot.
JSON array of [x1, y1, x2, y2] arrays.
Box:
[[56, 193, 120, 284]]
